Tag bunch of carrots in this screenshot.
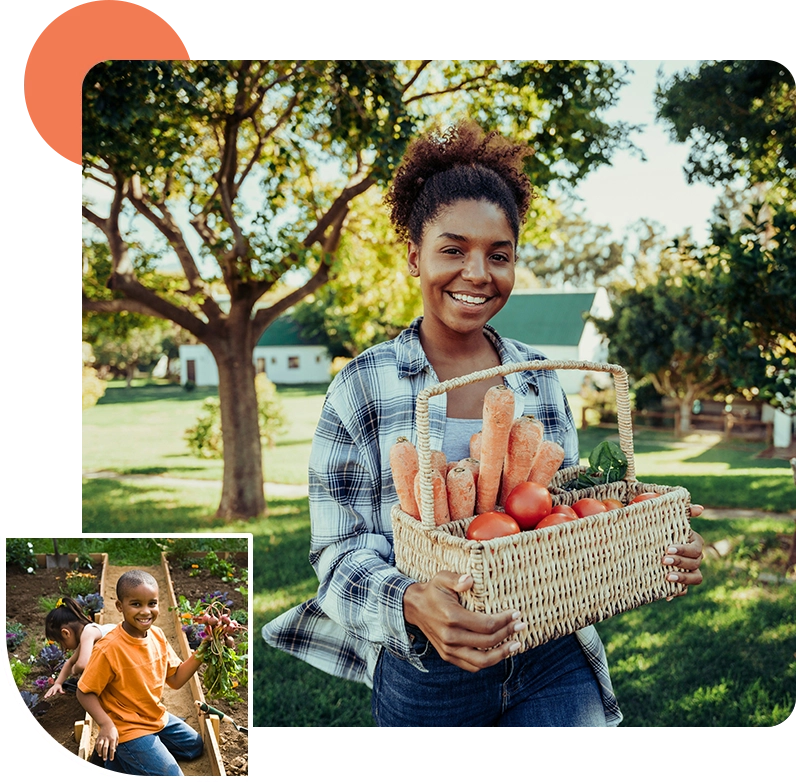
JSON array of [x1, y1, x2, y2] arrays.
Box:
[[391, 384, 565, 525]]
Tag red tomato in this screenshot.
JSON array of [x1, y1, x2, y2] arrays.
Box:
[[466, 511, 521, 541], [504, 481, 553, 530], [535, 512, 575, 529], [551, 504, 578, 519], [602, 497, 624, 510], [571, 497, 608, 518], [628, 492, 661, 504]]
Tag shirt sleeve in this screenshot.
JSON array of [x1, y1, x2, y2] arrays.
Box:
[[307, 394, 419, 666], [76, 646, 113, 695]]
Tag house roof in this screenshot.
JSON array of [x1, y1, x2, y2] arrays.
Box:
[[488, 290, 599, 346], [256, 316, 317, 347]]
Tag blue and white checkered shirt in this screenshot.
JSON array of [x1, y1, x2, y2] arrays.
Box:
[[262, 317, 622, 726]]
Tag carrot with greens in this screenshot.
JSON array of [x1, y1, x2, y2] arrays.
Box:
[[390, 437, 420, 519], [527, 439, 565, 488], [446, 466, 476, 520], [475, 384, 515, 514], [499, 414, 544, 506]]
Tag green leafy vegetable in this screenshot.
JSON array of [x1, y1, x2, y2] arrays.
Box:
[[564, 440, 628, 490]]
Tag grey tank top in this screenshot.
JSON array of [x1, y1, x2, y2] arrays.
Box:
[[441, 417, 482, 463]]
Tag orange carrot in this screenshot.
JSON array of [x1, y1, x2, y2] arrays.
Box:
[[475, 385, 516, 514], [431, 450, 447, 474], [456, 457, 480, 483], [527, 439, 565, 488], [470, 431, 482, 461], [414, 468, 451, 525], [446, 461, 458, 475], [499, 415, 544, 505], [446, 466, 476, 520], [389, 437, 419, 518]]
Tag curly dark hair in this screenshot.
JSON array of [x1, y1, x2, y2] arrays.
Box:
[[386, 120, 535, 244], [45, 596, 92, 643]]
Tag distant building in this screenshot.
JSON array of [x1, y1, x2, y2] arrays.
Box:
[[178, 316, 331, 386], [488, 289, 612, 394]]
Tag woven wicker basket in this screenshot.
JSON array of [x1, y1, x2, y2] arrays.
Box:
[[391, 359, 692, 652]]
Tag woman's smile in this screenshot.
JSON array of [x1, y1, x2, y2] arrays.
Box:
[[408, 199, 515, 341]]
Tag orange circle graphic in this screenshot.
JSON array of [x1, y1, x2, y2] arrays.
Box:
[[24, 1, 189, 164]]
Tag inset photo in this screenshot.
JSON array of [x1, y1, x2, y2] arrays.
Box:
[[5, 536, 249, 776]]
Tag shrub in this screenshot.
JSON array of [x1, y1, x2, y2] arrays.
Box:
[[6, 539, 37, 573], [184, 373, 287, 459], [10, 658, 32, 688]]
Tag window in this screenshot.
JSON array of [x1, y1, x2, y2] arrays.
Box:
[[288, 356, 300, 369]]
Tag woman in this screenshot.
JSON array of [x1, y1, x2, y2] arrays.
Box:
[[262, 121, 704, 726]]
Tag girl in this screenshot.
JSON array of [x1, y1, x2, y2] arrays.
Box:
[[263, 120, 704, 726], [43, 596, 116, 699]]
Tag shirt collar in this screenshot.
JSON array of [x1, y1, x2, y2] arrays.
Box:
[[395, 317, 540, 394]]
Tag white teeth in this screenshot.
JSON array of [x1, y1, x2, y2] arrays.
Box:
[[450, 293, 487, 305]]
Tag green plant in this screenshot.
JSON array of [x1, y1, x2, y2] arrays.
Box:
[[203, 551, 240, 583], [6, 622, 26, 651], [38, 595, 60, 613], [184, 374, 287, 459], [10, 658, 32, 688], [63, 571, 98, 597], [6, 539, 37, 573]]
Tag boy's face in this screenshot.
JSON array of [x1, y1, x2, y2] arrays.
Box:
[[116, 581, 159, 638]]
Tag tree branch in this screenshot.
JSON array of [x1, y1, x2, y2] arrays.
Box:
[[402, 60, 431, 94]]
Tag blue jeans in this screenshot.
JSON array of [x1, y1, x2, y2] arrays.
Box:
[[105, 713, 204, 776], [372, 631, 607, 727]]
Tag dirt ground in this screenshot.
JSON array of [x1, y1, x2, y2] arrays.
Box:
[[7, 553, 248, 776]]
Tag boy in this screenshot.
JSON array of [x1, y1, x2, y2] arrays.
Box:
[[77, 569, 205, 775]]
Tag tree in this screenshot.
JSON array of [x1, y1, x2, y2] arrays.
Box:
[[700, 200, 796, 412], [594, 279, 726, 431], [655, 60, 796, 191], [656, 61, 796, 413], [82, 60, 636, 519]]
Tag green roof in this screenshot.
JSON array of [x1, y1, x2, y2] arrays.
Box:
[[488, 291, 596, 346], [256, 316, 316, 347]]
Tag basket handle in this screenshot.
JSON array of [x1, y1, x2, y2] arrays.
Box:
[[415, 360, 636, 528]]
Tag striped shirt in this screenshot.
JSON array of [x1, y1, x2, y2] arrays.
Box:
[[262, 317, 622, 726]]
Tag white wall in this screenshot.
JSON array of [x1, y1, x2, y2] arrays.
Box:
[[179, 344, 331, 386]]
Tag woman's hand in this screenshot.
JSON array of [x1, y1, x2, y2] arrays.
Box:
[[403, 571, 524, 672], [664, 504, 704, 599]]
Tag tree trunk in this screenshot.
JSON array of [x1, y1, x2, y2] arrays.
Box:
[[212, 332, 266, 520], [679, 398, 692, 433]]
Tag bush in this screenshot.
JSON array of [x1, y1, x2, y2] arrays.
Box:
[[82, 342, 106, 409], [6, 539, 37, 573], [184, 373, 287, 459]]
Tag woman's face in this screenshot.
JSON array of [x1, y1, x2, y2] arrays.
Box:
[[408, 199, 515, 340]]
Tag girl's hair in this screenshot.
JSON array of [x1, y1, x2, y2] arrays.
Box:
[[45, 596, 92, 642], [386, 120, 535, 245]]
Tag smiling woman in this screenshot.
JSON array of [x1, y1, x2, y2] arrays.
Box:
[[261, 120, 704, 728]]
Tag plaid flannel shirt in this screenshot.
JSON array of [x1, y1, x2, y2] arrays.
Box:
[[262, 317, 622, 726]]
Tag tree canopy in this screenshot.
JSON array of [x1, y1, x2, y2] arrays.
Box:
[[82, 59, 637, 518], [655, 60, 796, 190]]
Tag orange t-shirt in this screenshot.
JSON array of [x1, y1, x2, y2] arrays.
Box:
[[78, 624, 182, 743]]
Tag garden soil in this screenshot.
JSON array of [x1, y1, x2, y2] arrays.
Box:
[[7, 557, 248, 776]]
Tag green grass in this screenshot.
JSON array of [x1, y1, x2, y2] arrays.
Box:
[[83, 380, 327, 485]]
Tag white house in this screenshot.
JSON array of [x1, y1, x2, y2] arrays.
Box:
[[487, 288, 612, 394], [179, 316, 332, 386]]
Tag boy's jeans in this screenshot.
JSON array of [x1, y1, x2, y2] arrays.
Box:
[[105, 713, 204, 776]]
